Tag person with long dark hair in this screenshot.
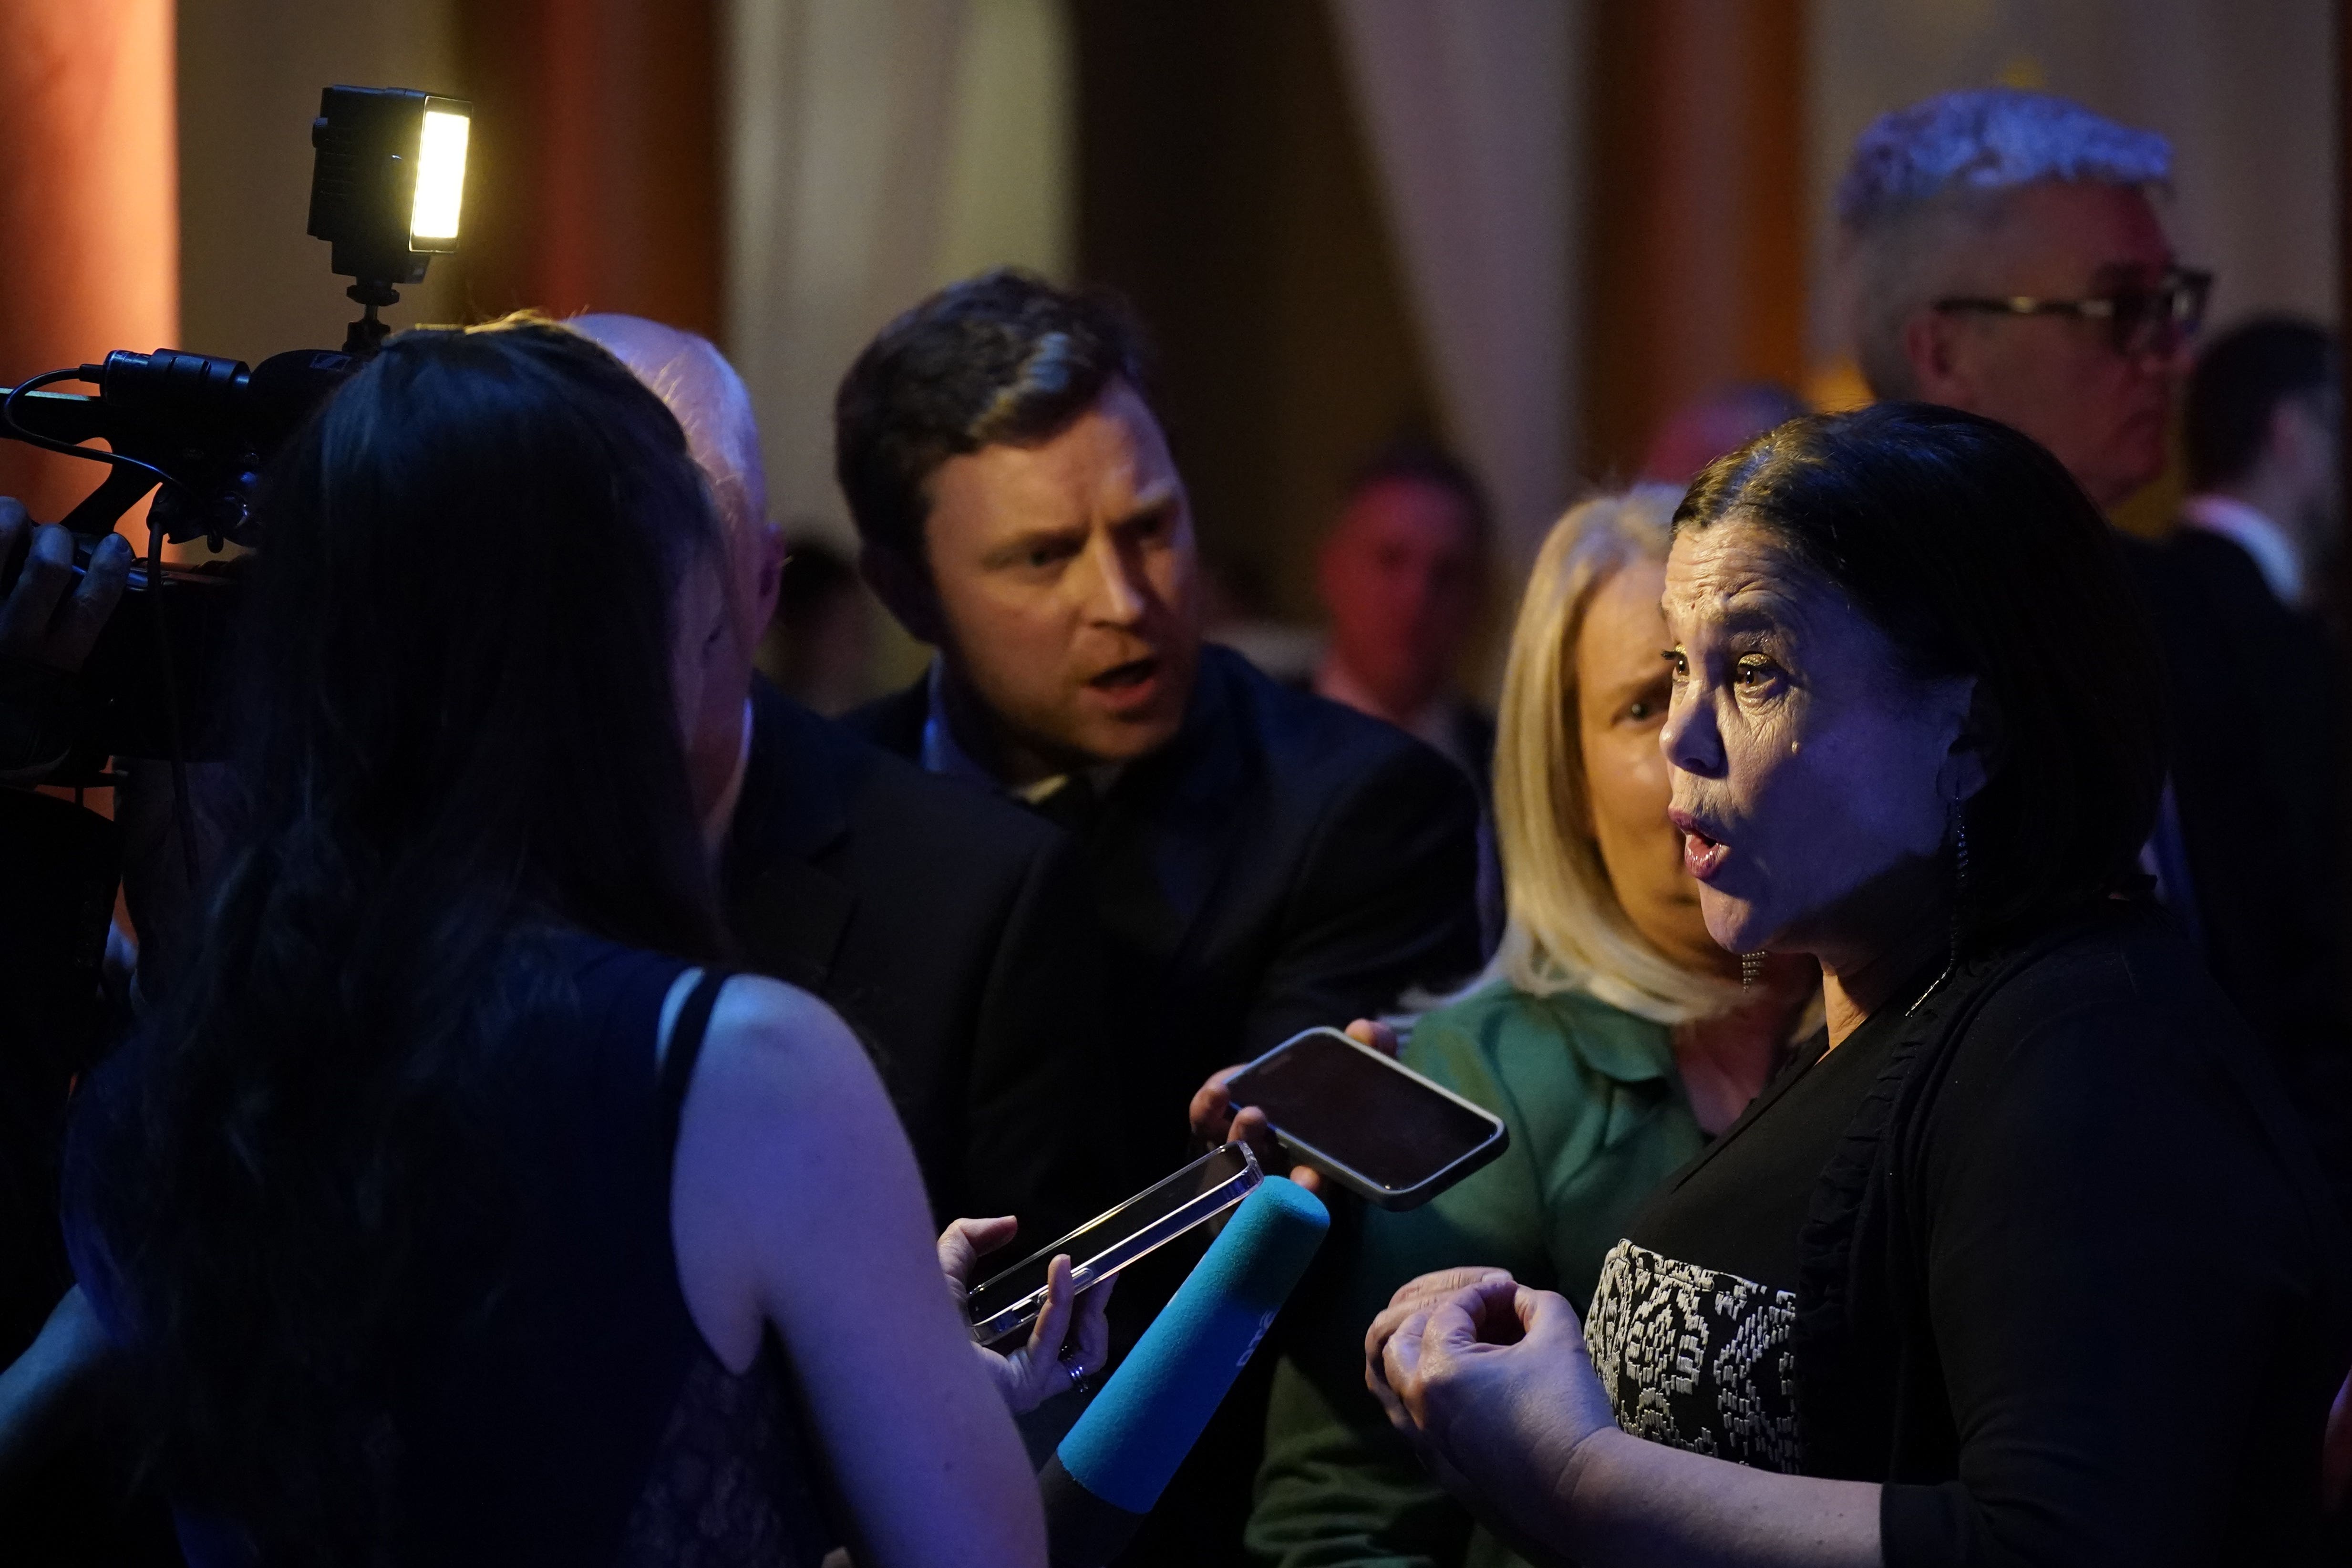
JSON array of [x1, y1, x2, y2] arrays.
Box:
[[60, 322, 1059, 1566], [1360, 405, 2352, 1564]]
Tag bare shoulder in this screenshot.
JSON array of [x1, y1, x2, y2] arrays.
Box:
[[689, 972, 881, 1119], [668, 973, 919, 1372]]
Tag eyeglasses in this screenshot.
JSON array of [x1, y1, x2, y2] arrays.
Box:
[[1933, 267, 2213, 357]]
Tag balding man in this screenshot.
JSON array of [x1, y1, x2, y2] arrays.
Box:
[[569, 314, 1109, 1249]]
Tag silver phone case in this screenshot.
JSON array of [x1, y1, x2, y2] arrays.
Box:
[[965, 1141, 1264, 1345], [1229, 1026, 1509, 1211]]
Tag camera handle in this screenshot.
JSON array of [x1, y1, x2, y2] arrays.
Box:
[[0, 372, 203, 889], [62, 464, 162, 536]]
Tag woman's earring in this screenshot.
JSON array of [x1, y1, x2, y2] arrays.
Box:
[[1908, 799, 1973, 1016], [1741, 951, 1765, 989], [1949, 798, 1970, 967]]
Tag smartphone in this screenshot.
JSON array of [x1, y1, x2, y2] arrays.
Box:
[[963, 1141, 1263, 1345], [1224, 1026, 1508, 1210]]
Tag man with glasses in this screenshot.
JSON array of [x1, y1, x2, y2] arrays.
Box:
[[1838, 89, 2349, 1213], [1838, 88, 2199, 509]]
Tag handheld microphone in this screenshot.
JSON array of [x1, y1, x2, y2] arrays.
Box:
[[1038, 1175, 1329, 1567]]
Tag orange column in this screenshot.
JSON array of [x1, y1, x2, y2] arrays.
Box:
[[0, 0, 180, 534], [1582, 0, 1806, 480]]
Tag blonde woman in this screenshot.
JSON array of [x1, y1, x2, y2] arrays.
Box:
[[1211, 486, 1816, 1568]]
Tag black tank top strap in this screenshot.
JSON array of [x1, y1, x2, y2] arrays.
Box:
[[657, 968, 735, 1161]]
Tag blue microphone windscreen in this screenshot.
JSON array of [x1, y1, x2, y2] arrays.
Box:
[[1056, 1175, 1329, 1515]]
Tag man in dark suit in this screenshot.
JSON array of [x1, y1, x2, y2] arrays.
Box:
[[831, 272, 1482, 1562], [851, 641, 1479, 1200], [571, 314, 1107, 1248], [832, 272, 1482, 1197]]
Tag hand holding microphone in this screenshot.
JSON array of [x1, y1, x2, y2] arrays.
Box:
[[938, 1216, 1114, 1415]]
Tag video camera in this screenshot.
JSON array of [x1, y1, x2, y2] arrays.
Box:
[[0, 85, 472, 768]]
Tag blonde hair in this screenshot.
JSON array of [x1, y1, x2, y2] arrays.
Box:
[[1489, 485, 1743, 1024]]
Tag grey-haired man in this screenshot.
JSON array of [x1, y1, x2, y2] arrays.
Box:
[[1838, 88, 2197, 508], [1836, 88, 2348, 1214]]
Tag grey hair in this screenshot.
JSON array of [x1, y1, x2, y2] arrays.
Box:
[[1838, 89, 2173, 398]]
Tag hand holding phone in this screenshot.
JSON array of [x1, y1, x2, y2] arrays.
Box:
[[961, 1142, 1262, 1346], [1219, 1026, 1508, 1210], [939, 1216, 1114, 1414], [1192, 1019, 1403, 1196]]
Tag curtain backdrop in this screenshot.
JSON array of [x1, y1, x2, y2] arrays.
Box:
[[1580, 1, 1808, 477], [723, 0, 1073, 552], [1326, 0, 1583, 561]]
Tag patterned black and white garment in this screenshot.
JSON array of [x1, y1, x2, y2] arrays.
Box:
[[1584, 1239, 1800, 1472], [1578, 962, 1920, 1479]]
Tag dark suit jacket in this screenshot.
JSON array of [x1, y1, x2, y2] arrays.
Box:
[[2119, 529, 2351, 1208], [847, 643, 1485, 1192], [724, 680, 1108, 1243]]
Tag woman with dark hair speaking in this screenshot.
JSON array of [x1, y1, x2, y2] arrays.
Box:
[[58, 323, 1078, 1567], [1364, 405, 2352, 1565]]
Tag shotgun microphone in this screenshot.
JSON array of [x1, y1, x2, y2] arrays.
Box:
[[1038, 1176, 1329, 1567]]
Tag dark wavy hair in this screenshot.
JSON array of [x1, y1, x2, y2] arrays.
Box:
[[1674, 402, 2166, 949], [85, 321, 728, 1558], [834, 267, 1154, 561]]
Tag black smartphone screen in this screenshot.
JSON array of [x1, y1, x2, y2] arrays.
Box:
[[1227, 1031, 1499, 1194], [963, 1143, 1254, 1330]]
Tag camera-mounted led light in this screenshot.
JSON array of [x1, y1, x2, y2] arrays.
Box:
[[407, 103, 469, 247], [308, 85, 473, 354]]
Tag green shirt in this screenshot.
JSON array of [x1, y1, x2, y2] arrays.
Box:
[[1247, 980, 1706, 1568]]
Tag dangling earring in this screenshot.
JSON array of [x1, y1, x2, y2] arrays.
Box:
[[1908, 793, 1971, 1016], [1949, 796, 1970, 971], [1741, 951, 1765, 989]]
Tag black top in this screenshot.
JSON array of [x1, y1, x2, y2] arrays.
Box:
[[66, 933, 834, 1568], [1587, 905, 2352, 1566], [1630, 998, 1911, 1295], [726, 679, 1112, 1243]]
